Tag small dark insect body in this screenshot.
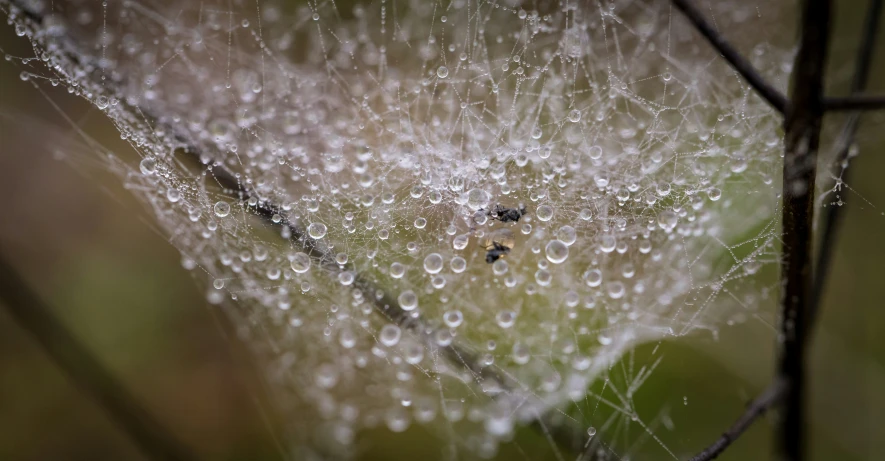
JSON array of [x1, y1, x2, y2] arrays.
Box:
[[485, 242, 511, 263], [478, 206, 525, 264], [488, 204, 527, 223]]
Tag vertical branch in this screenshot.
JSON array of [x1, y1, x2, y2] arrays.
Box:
[[779, 1, 832, 460], [813, 0, 883, 322]]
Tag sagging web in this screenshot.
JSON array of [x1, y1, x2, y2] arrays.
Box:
[[4, 0, 792, 458]]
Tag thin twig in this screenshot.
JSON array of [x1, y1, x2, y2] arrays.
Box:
[[3, 0, 593, 455], [0, 255, 198, 461], [822, 94, 885, 111], [687, 380, 786, 461], [778, 1, 832, 460], [812, 0, 883, 323], [671, 0, 789, 114]]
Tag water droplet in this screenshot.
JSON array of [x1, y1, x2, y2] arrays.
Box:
[[307, 222, 327, 239], [496, 311, 515, 328], [206, 289, 224, 305], [568, 109, 582, 123], [403, 341, 424, 364], [214, 201, 231, 217], [658, 210, 678, 232], [450, 256, 467, 273], [453, 234, 469, 250], [708, 188, 722, 201], [607, 281, 626, 299], [390, 262, 406, 279], [556, 226, 577, 246], [492, 259, 508, 275], [423, 253, 444, 274], [385, 408, 411, 433], [380, 324, 401, 346], [435, 329, 454, 346], [139, 157, 157, 175], [537, 205, 554, 222], [443, 310, 463, 328], [291, 252, 311, 273], [466, 189, 490, 210], [315, 364, 338, 388], [448, 176, 465, 192], [585, 269, 603, 287], [437, 66, 449, 78], [545, 240, 569, 264], [338, 271, 354, 285], [512, 343, 530, 364], [398, 290, 418, 311]]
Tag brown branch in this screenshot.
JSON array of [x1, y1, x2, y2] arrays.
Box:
[[0, 255, 198, 461], [812, 0, 883, 324], [778, 1, 833, 460], [822, 94, 885, 111], [687, 380, 786, 461], [671, 0, 789, 114]]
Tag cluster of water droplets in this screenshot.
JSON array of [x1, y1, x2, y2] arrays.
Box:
[[5, 0, 790, 458]]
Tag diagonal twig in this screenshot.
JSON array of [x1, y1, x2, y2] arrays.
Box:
[[0, 255, 198, 461], [687, 380, 786, 461], [671, 0, 789, 114]]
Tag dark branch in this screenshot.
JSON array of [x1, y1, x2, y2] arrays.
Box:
[[671, 0, 789, 114], [688, 380, 786, 461], [822, 94, 885, 111], [0, 255, 197, 461], [812, 0, 882, 324], [778, 1, 833, 460], [688, 1, 879, 460]]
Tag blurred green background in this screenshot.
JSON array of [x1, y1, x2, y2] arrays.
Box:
[[1, 1, 884, 460]]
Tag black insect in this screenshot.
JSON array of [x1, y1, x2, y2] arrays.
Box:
[[485, 242, 511, 263], [487, 204, 527, 223]]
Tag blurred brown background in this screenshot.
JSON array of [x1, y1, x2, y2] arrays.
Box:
[[1, 2, 885, 460]]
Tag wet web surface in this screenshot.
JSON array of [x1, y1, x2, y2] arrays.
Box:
[[3, 0, 797, 458]]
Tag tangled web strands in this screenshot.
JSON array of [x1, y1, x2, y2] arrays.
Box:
[[8, 0, 790, 458]]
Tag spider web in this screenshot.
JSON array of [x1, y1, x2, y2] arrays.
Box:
[[3, 0, 793, 459]]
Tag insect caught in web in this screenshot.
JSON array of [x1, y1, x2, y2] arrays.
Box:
[[481, 228, 515, 263], [486, 204, 527, 223]]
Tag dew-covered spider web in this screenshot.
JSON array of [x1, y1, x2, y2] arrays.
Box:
[[4, 0, 798, 458]]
